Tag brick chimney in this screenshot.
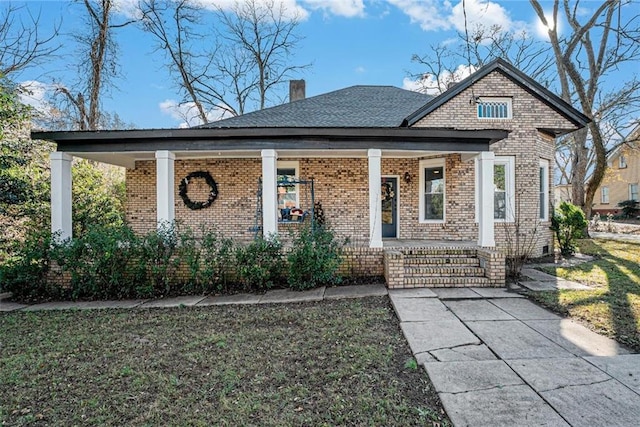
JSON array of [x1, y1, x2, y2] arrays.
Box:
[[289, 80, 306, 102]]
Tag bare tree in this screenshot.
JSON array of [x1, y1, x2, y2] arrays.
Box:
[[409, 24, 553, 95], [139, 0, 309, 125], [56, 0, 135, 130], [531, 0, 640, 221], [215, 0, 310, 111], [0, 3, 61, 79]]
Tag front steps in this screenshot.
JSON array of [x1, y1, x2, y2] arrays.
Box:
[[384, 246, 503, 288]]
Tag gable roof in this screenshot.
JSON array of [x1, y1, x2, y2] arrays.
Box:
[[401, 58, 591, 131], [200, 85, 432, 128]]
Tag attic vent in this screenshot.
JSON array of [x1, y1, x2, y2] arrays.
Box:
[[477, 97, 512, 119]]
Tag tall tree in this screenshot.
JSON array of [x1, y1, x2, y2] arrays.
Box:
[[0, 3, 60, 78], [56, 0, 135, 130], [139, 0, 309, 125], [530, 0, 640, 221]]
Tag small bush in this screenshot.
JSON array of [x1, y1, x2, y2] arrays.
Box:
[[235, 234, 283, 292], [53, 225, 145, 300], [617, 199, 639, 218], [287, 224, 343, 290], [550, 202, 587, 256], [199, 227, 235, 293], [0, 229, 58, 300], [138, 222, 179, 296]]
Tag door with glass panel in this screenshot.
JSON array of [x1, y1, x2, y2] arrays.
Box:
[[381, 177, 398, 238]]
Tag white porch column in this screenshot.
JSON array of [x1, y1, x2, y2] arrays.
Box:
[[478, 151, 496, 247], [261, 149, 278, 237], [50, 152, 73, 241], [368, 148, 383, 248], [155, 150, 175, 227]]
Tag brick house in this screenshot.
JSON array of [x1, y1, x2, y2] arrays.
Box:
[[591, 124, 640, 216], [34, 59, 589, 288]]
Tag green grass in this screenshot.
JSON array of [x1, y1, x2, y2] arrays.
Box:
[[527, 239, 640, 351], [0, 297, 450, 426]]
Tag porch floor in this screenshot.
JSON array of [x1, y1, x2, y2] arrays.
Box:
[[382, 239, 477, 249]]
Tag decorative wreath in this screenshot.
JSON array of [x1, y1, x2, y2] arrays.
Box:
[[381, 182, 395, 202], [179, 171, 218, 210]]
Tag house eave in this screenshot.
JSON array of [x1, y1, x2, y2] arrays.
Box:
[[32, 127, 509, 154]]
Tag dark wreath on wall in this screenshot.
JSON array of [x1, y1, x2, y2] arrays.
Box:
[[179, 171, 218, 210]]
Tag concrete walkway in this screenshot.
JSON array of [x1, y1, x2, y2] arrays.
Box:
[[0, 283, 389, 312], [390, 287, 640, 427]]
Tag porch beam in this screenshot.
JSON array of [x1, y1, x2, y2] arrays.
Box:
[[50, 152, 73, 242], [477, 151, 495, 247], [368, 149, 383, 248], [261, 149, 278, 237], [155, 150, 175, 227]]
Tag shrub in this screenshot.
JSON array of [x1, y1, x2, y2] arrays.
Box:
[[287, 224, 343, 290], [235, 234, 283, 291], [617, 199, 639, 218], [53, 225, 145, 300], [0, 229, 59, 300], [138, 221, 179, 296], [550, 202, 587, 256], [199, 227, 235, 293]]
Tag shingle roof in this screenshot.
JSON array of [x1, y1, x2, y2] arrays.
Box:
[[200, 85, 433, 128]]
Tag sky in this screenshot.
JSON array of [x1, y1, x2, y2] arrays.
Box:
[[8, 0, 638, 129]]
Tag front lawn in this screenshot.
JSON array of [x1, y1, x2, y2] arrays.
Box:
[[0, 297, 449, 426], [527, 239, 640, 352]]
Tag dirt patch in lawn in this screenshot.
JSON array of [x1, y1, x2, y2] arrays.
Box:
[[0, 297, 450, 426]]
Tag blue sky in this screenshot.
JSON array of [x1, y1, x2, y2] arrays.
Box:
[[10, 0, 635, 129]]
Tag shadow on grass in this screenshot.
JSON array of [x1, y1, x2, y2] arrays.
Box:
[[530, 238, 640, 352]]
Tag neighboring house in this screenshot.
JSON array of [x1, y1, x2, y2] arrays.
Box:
[[33, 59, 589, 288], [591, 125, 640, 216], [553, 184, 572, 206]]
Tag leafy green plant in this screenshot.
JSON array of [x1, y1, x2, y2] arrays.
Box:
[[235, 234, 283, 291], [550, 202, 587, 256], [199, 226, 235, 293], [287, 224, 343, 290], [0, 229, 58, 300], [617, 199, 639, 218], [139, 221, 179, 296]]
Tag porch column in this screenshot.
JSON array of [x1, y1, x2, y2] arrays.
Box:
[[261, 149, 278, 237], [50, 152, 73, 242], [477, 151, 495, 247], [155, 150, 175, 227], [368, 148, 383, 248]]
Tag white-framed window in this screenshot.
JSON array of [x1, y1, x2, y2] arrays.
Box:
[[474, 156, 515, 222], [419, 158, 446, 223], [619, 155, 627, 168], [630, 183, 639, 201], [277, 160, 299, 211], [539, 159, 550, 221], [477, 97, 512, 119], [601, 186, 609, 204]]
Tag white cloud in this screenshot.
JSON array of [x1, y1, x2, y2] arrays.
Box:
[[302, 0, 365, 18], [159, 99, 231, 128], [197, 0, 310, 20], [388, 0, 517, 33], [355, 65, 366, 73], [18, 80, 58, 117], [403, 63, 475, 95]]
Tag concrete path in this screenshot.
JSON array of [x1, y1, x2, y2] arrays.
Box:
[[591, 231, 640, 243], [390, 288, 640, 427], [0, 283, 388, 312], [519, 267, 591, 291]]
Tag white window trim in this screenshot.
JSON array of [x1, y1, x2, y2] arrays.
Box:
[[539, 159, 550, 222], [601, 186, 609, 204], [475, 155, 515, 223], [419, 158, 446, 224], [277, 160, 299, 211], [619, 155, 627, 168], [630, 183, 639, 201], [476, 97, 513, 120]]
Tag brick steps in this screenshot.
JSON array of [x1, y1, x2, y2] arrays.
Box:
[[384, 247, 492, 288]]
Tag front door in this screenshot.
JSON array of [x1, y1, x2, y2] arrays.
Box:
[[381, 177, 398, 238]]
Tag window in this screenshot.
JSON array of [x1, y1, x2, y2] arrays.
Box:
[[539, 159, 550, 221], [419, 159, 445, 222], [601, 186, 609, 204], [277, 161, 299, 211], [619, 155, 627, 169], [475, 156, 515, 222], [477, 97, 512, 119], [630, 183, 639, 201]]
